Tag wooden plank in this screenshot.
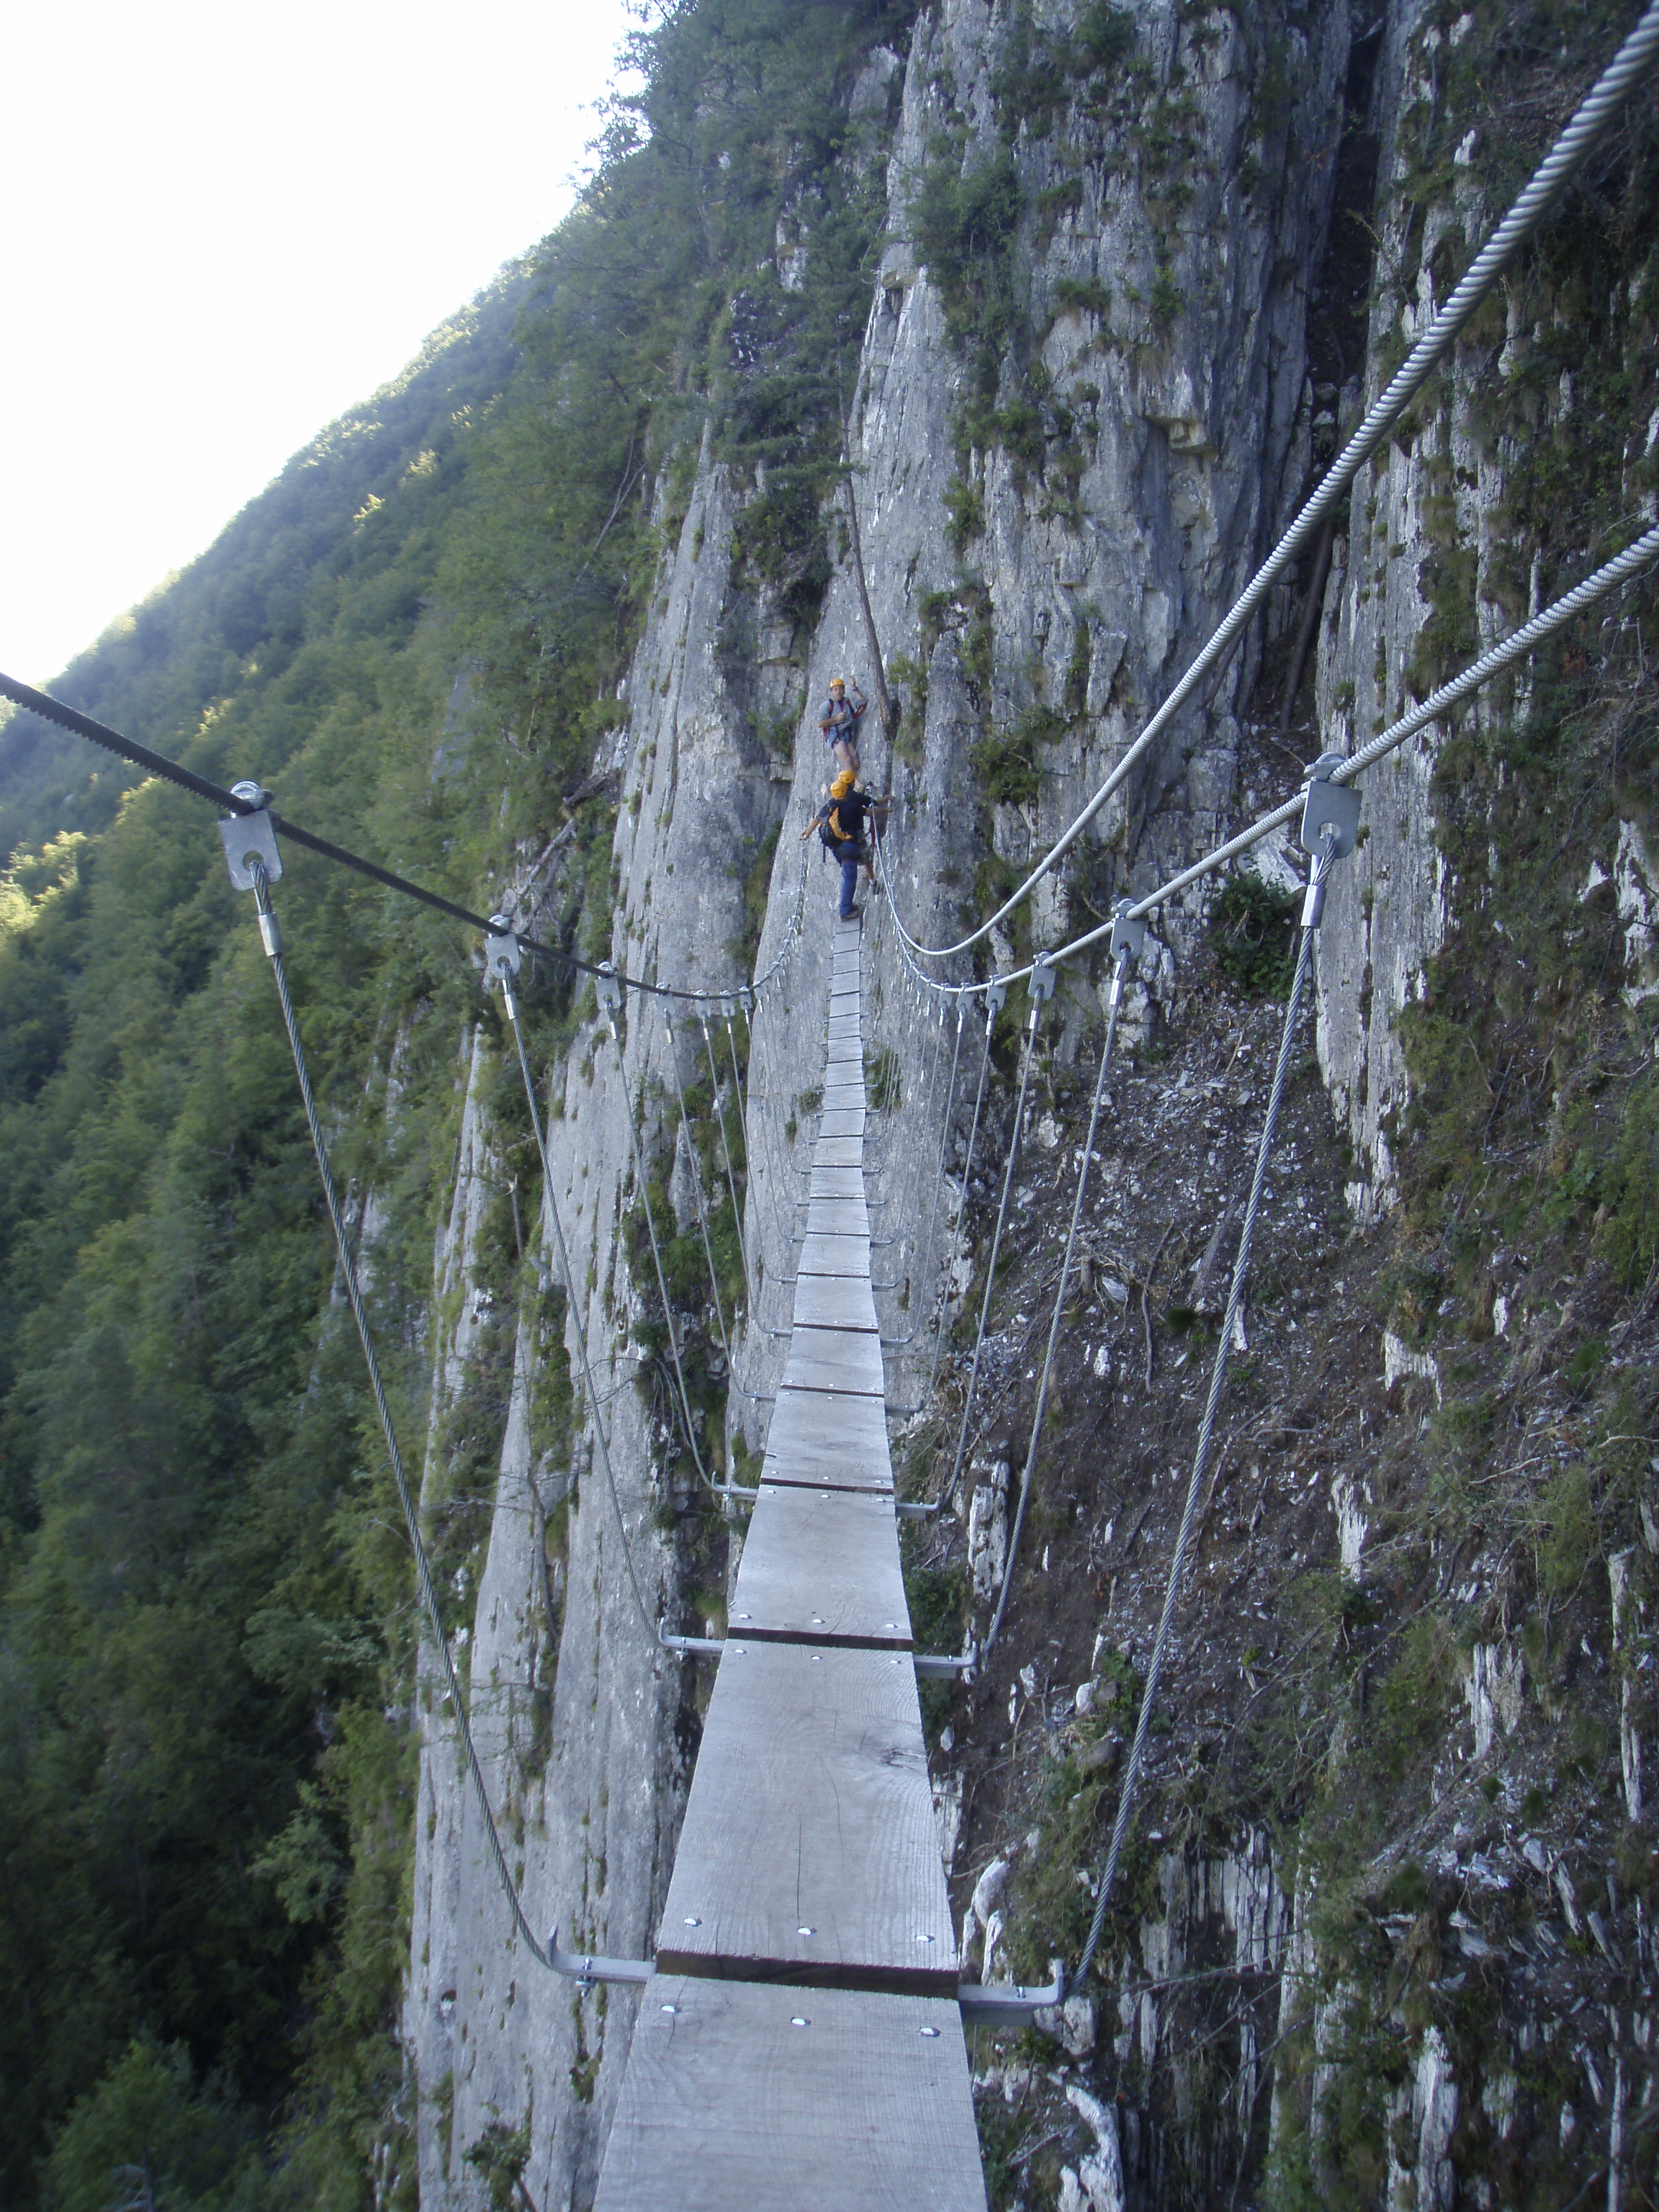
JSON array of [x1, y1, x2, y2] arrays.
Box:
[[829, 986, 860, 1013], [729, 1485, 910, 1645], [654, 1642, 957, 1991], [790, 1272, 879, 1333], [763, 1387, 891, 1490], [804, 1217, 870, 1258], [820, 1107, 866, 1138], [796, 1228, 868, 1275], [809, 1164, 866, 1199], [805, 1204, 869, 1246], [822, 1082, 865, 1107], [779, 1323, 886, 1397], [813, 1135, 863, 1168], [593, 1977, 986, 2212]]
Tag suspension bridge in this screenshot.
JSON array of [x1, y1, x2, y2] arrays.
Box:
[[1, 9, 1656, 2197]]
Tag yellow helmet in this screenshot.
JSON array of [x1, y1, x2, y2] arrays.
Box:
[[830, 675, 847, 690], [830, 768, 856, 797]]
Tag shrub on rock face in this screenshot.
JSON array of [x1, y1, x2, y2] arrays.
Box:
[[1208, 875, 1300, 997]]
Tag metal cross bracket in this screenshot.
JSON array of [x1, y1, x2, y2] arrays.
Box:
[[596, 960, 624, 1015], [485, 914, 521, 982], [218, 795, 283, 889], [1109, 898, 1148, 968], [547, 1923, 655, 1990], [958, 1964, 1066, 2025], [1299, 752, 1362, 858]]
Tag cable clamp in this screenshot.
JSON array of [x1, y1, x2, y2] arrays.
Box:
[[986, 978, 1009, 1016], [218, 792, 283, 889], [547, 1922, 655, 1989], [1028, 958, 1056, 1005], [596, 961, 624, 1014]]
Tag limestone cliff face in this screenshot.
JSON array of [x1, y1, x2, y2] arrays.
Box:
[[403, 2, 1481, 2203]]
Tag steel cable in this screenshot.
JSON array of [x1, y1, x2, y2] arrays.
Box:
[[981, 933, 1137, 1660], [603, 1009, 727, 1499], [925, 997, 996, 1406], [1076, 841, 1336, 1984], [498, 991, 657, 1638], [662, 1012, 738, 1388], [245, 862, 568, 1972], [696, 1010, 754, 1308], [881, 999, 966, 1355], [1, 669, 811, 1010], [881, 0, 1659, 971], [943, 984, 1048, 1508]]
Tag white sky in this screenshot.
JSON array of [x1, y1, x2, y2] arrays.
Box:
[[1, 0, 639, 686]]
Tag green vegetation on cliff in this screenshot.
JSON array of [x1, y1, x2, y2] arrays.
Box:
[[0, 4, 917, 2204]]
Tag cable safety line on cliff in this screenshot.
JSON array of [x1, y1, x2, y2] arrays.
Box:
[[1078, 797, 1356, 1987], [0, 671, 808, 1009], [980, 906, 1144, 1665], [221, 845, 567, 1979], [875, 519, 1659, 1008], [487, 925, 658, 1642], [874, 0, 1659, 974]]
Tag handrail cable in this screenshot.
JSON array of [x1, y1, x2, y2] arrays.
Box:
[[236, 857, 564, 1974], [873, 518, 1659, 1005], [981, 912, 1142, 1659], [1076, 835, 1341, 1984], [943, 969, 1051, 1508], [0, 668, 809, 1009], [878, 0, 1659, 971]]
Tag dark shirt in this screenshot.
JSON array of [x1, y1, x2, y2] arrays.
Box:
[[827, 788, 875, 845]]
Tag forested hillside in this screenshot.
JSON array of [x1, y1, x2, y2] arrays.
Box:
[[0, 4, 917, 2203], [7, 0, 1659, 2205]]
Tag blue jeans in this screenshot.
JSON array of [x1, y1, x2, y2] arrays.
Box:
[[833, 838, 866, 917]]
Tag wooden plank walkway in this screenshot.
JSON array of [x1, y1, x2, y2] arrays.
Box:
[[594, 914, 986, 2210]]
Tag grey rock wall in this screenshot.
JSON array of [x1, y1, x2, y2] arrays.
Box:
[[403, 1, 1444, 2201]]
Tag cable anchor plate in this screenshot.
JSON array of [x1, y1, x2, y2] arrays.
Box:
[[218, 801, 283, 889]]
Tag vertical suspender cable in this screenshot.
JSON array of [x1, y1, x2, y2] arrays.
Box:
[[927, 990, 998, 1405], [602, 1004, 725, 1498], [700, 1008, 755, 1308], [240, 860, 565, 1971], [663, 1010, 737, 1371], [982, 912, 1144, 1660], [490, 963, 657, 1637], [881, 998, 966, 1353], [943, 969, 1052, 1506], [1076, 837, 1341, 1983]]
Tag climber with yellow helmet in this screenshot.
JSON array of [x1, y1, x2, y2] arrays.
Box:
[[800, 767, 889, 922], [817, 675, 867, 777]]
